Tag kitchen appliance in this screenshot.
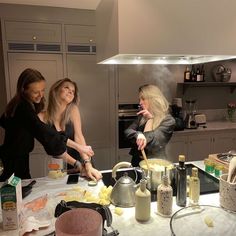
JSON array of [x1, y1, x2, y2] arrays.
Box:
[[118, 104, 139, 149], [194, 113, 207, 126], [184, 100, 197, 129], [171, 104, 185, 131], [139, 158, 174, 191], [102, 164, 219, 202], [110, 162, 139, 207], [97, 1, 236, 64]]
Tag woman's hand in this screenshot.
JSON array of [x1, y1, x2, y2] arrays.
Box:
[[81, 163, 102, 181], [76, 144, 94, 157], [136, 133, 147, 150], [137, 109, 153, 119]]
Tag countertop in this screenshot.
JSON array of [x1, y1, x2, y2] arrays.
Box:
[[0, 161, 231, 236], [174, 121, 236, 134]]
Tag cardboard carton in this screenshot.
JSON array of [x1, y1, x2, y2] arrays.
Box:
[[1, 174, 22, 230]]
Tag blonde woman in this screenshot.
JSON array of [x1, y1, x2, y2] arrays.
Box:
[[39, 78, 102, 181], [125, 84, 175, 167]]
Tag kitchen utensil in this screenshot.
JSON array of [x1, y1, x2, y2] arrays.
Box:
[[184, 99, 197, 129], [110, 162, 138, 207], [221, 68, 231, 82], [220, 174, 236, 212], [212, 64, 225, 82], [22, 180, 36, 199], [226, 156, 236, 183], [212, 64, 232, 82], [139, 159, 174, 191], [141, 149, 150, 170], [170, 205, 236, 235]]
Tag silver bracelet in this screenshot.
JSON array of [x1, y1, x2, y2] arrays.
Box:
[[83, 157, 91, 164]]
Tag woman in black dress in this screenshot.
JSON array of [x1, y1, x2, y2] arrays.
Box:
[[38, 78, 101, 179], [0, 68, 101, 181]]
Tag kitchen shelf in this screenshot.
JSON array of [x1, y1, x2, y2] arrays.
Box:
[[178, 82, 236, 94]]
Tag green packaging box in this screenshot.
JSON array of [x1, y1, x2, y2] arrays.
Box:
[[1, 174, 22, 230]]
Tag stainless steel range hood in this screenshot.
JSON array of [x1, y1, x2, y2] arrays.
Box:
[[96, 0, 236, 65]]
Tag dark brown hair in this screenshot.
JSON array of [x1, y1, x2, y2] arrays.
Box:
[[5, 68, 46, 117]]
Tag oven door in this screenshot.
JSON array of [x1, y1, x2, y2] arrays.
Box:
[[118, 115, 136, 149]]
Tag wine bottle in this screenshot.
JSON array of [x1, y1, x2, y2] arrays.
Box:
[[196, 67, 201, 82], [176, 155, 187, 207], [190, 65, 196, 82], [184, 66, 191, 82], [200, 64, 205, 82]]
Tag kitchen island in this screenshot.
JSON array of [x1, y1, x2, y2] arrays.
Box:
[[0, 161, 233, 236]]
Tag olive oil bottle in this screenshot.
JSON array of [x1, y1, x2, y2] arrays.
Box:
[[189, 167, 200, 205], [176, 155, 187, 207]]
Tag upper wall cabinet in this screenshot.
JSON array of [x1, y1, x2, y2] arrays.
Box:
[[65, 24, 96, 54], [5, 21, 62, 43], [4, 21, 62, 52]]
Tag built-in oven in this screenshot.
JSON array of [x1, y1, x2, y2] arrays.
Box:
[[118, 104, 139, 149]]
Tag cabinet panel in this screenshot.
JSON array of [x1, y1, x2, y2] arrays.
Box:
[[166, 135, 188, 163], [7, 53, 64, 177], [7, 53, 63, 100], [66, 55, 113, 169], [65, 24, 95, 44], [187, 134, 211, 161], [118, 65, 145, 104], [212, 132, 236, 154], [5, 21, 62, 43]]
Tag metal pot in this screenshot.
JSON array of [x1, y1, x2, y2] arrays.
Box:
[[110, 162, 139, 207], [139, 159, 174, 191]]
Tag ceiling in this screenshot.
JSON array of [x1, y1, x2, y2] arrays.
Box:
[[0, 0, 101, 10]]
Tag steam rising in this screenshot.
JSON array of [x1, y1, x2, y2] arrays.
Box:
[[136, 65, 176, 102]]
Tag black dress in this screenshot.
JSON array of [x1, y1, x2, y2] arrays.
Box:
[[55, 121, 82, 170], [0, 99, 68, 181], [124, 114, 176, 167]]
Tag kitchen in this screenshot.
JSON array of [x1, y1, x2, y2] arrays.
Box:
[[0, 0, 236, 235]]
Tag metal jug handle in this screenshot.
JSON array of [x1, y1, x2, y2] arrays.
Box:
[[111, 162, 132, 181]]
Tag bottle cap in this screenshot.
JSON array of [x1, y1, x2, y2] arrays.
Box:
[[179, 155, 185, 162]]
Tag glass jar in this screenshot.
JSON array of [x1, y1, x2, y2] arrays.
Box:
[[204, 158, 215, 173], [48, 156, 67, 179]]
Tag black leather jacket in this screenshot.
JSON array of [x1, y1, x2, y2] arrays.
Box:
[[125, 114, 175, 167]]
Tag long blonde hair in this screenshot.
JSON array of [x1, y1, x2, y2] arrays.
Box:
[[139, 84, 169, 129], [46, 78, 79, 129]]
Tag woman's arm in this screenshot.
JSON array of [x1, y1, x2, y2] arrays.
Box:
[[38, 110, 94, 157], [70, 105, 102, 181]]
